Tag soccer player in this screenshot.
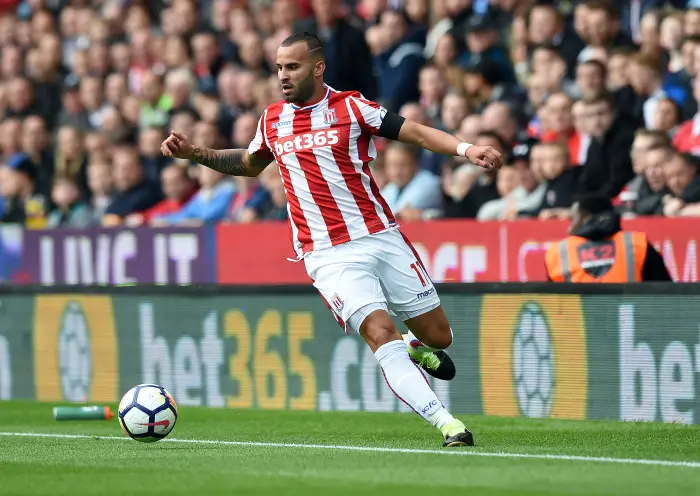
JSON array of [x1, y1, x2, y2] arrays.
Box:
[[161, 32, 502, 447]]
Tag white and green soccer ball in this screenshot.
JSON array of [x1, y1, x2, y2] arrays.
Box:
[[118, 384, 178, 442]]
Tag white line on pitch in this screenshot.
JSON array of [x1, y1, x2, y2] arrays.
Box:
[[1, 431, 699, 469]]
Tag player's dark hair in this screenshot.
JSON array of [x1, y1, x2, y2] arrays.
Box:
[[574, 193, 614, 216], [281, 32, 325, 59]]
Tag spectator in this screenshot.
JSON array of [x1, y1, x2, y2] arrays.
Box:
[[139, 127, 170, 182], [21, 115, 54, 199], [607, 47, 635, 91], [662, 151, 700, 216], [87, 160, 115, 224], [57, 77, 90, 130], [652, 97, 681, 136], [476, 164, 521, 221], [104, 74, 128, 109], [127, 165, 197, 226], [526, 2, 585, 75], [0, 117, 22, 161], [629, 129, 670, 189], [672, 77, 700, 153], [165, 68, 197, 117], [540, 92, 587, 166], [463, 58, 524, 113], [531, 44, 572, 96], [153, 164, 235, 226], [80, 75, 111, 130], [509, 144, 547, 219], [54, 125, 88, 197], [575, 59, 607, 99], [417, 65, 447, 124], [241, 164, 288, 222], [578, 1, 635, 64], [530, 141, 582, 220], [297, 0, 375, 99], [578, 91, 636, 197], [367, 10, 424, 112], [0, 153, 46, 227], [84, 130, 110, 159], [381, 142, 442, 221], [459, 12, 514, 85], [139, 70, 170, 129], [674, 35, 700, 119], [636, 143, 672, 216], [686, 9, 700, 37], [481, 101, 521, 147], [6, 77, 40, 120], [192, 30, 226, 94], [431, 33, 462, 88], [103, 147, 163, 226], [46, 175, 92, 228], [398, 103, 444, 174], [457, 114, 484, 146], [169, 109, 199, 147], [238, 31, 270, 78], [627, 52, 667, 128], [571, 99, 594, 165], [439, 92, 469, 134]]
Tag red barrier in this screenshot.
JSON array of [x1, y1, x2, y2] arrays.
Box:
[[216, 218, 698, 284]]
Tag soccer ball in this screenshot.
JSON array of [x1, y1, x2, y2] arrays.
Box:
[[118, 384, 178, 442]]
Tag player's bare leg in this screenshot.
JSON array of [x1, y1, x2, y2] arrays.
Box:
[[403, 305, 457, 381], [358, 309, 474, 447]]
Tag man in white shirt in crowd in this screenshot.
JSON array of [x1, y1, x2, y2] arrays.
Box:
[[380, 142, 442, 221]]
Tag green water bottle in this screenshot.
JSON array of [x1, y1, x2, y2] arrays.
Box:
[[53, 406, 114, 421]]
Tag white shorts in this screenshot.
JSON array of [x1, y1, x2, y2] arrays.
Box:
[[304, 228, 441, 333]]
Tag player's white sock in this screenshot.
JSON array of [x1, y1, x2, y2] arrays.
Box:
[[375, 340, 455, 428], [406, 329, 453, 352]]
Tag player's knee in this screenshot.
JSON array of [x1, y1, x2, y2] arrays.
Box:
[[431, 324, 453, 350], [359, 311, 400, 350]]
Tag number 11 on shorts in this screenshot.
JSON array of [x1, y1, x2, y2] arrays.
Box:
[[410, 262, 430, 287]]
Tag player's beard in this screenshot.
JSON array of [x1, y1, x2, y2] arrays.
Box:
[[285, 69, 316, 105]]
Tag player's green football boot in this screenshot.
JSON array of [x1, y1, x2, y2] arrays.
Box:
[[440, 419, 475, 447], [403, 334, 456, 381]]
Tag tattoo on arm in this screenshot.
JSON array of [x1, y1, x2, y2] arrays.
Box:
[[191, 147, 247, 176]]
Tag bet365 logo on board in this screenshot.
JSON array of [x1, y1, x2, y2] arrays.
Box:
[[479, 295, 588, 420]]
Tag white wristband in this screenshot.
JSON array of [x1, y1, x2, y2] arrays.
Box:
[[456, 142, 472, 157]]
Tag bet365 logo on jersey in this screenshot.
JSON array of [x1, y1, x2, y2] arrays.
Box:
[[275, 130, 339, 156]]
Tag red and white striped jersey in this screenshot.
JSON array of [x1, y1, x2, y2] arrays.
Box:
[[248, 85, 397, 256]]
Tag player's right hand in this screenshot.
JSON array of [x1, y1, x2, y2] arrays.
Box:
[[161, 130, 195, 160]]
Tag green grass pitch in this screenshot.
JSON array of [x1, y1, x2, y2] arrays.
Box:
[[2, 401, 700, 495]]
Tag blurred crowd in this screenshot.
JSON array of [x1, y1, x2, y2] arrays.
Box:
[[1, 0, 700, 229]]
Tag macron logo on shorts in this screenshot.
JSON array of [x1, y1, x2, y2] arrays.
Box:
[[416, 288, 435, 299]]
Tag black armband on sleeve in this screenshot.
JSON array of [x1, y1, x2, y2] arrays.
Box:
[[378, 112, 405, 141]]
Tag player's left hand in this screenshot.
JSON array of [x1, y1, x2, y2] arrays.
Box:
[[465, 145, 503, 170]]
